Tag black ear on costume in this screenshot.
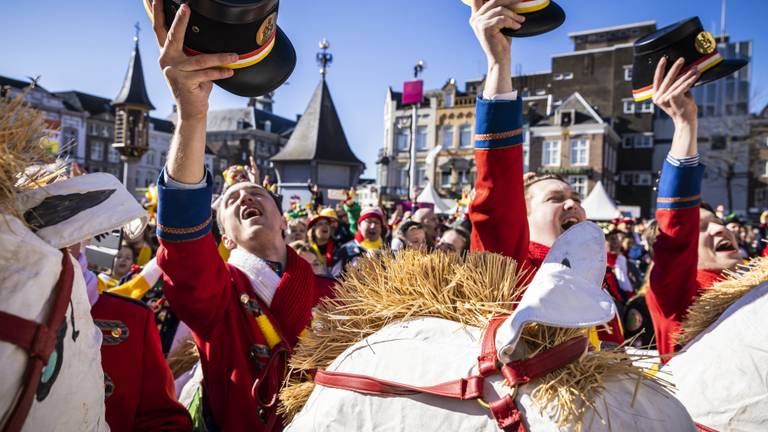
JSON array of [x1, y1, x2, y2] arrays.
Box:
[[23, 189, 116, 231], [561, 258, 571, 268]]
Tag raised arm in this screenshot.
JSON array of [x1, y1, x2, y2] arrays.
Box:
[[150, 0, 239, 337], [646, 57, 703, 356], [467, 0, 528, 264]]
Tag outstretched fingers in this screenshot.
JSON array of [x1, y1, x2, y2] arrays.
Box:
[[152, 0, 167, 47], [183, 68, 234, 86], [165, 3, 190, 55], [652, 56, 667, 95], [657, 57, 685, 97]]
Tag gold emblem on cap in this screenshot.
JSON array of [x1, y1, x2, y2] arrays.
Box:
[[111, 328, 122, 338], [256, 13, 277, 46], [240, 293, 250, 304], [695, 31, 716, 55]]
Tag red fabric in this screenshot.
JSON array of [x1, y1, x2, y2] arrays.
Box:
[[91, 293, 191, 432], [649, 207, 724, 359], [158, 232, 321, 431], [607, 252, 618, 268], [354, 209, 385, 244]]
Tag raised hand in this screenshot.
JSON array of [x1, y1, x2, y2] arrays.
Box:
[[652, 57, 700, 126], [247, 156, 260, 184], [469, 0, 524, 97], [652, 57, 701, 158], [152, 0, 236, 121]]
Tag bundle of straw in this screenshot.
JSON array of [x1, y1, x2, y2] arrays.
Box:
[[679, 256, 768, 346], [280, 250, 659, 429], [0, 95, 51, 220]]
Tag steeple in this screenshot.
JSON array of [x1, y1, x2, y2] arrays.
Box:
[[112, 24, 153, 163], [271, 79, 362, 166], [113, 23, 155, 110]]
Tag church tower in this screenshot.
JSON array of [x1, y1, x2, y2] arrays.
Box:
[[112, 24, 154, 188]]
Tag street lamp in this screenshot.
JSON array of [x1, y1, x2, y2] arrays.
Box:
[[408, 60, 426, 202]]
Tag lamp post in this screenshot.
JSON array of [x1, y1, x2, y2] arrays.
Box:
[[408, 60, 426, 203], [317, 38, 333, 80]]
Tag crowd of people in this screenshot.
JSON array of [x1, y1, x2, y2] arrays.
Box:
[[2, 0, 766, 431]]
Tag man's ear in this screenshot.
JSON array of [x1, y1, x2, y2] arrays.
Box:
[[222, 234, 237, 251]]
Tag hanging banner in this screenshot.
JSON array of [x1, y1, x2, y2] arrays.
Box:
[[402, 80, 424, 105]]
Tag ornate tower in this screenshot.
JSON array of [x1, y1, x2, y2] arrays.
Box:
[[112, 23, 154, 187]]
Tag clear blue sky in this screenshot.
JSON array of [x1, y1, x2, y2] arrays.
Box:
[[2, 0, 766, 177]]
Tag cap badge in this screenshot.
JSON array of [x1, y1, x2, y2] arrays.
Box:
[[695, 31, 716, 55], [257, 12, 277, 46]]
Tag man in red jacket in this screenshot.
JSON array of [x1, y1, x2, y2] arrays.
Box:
[[149, 2, 332, 430], [647, 57, 741, 359], [466, 0, 623, 344]]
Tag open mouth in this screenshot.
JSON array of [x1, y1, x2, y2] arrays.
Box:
[[715, 240, 737, 253], [241, 207, 263, 221], [561, 217, 580, 232]]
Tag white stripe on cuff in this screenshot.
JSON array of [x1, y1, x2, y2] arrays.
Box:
[[666, 154, 700, 167]]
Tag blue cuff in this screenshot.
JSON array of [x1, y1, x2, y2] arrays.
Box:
[[657, 159, 705, 210], [474, 97, 524, 150], [157, 168, 214, 242]]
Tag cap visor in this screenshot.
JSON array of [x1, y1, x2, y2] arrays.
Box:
[[215, 27, 296, 97], [696, 58, 749, 87], [502, 2, 565, 38]]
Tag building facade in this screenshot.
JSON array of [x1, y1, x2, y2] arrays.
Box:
[[529, 93, 620, 199], [201, 94, 296, 193]]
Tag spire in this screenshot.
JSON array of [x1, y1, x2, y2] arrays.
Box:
[[113, 24, 155, 110], [316, 38, 333, 81], [271, 80, 363, 166]]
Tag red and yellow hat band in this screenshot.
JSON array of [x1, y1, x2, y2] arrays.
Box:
[[632, 51, 724, 102], [143, 0, 275, 70], [461, 0, 551, 14]]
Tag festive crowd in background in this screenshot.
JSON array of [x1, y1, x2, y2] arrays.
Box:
[[3, 0, 768, 431]]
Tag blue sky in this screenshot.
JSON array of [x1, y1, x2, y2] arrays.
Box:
[[2, 0, 766, 177]]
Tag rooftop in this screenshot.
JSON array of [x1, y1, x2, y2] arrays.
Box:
[[567, 20, 657, 38]]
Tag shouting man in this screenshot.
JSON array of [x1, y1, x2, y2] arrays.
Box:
[[150, 2, 333, 430]]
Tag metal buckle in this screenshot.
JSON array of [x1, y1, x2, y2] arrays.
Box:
[[476, 384, 518, 411]]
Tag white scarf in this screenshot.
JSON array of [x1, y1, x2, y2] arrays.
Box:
[[227, 248, 282, 307]]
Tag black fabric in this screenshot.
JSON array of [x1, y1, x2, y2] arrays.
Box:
[[502, 1, 565, 38], [631, 17, 748, 93], [23, 190, 116, 231]]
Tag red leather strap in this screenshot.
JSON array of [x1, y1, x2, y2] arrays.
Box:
[[315, 370, 486, 400], [0, 314, 57, 363], [501, 336, 588, 387], [489, 395, 526, 432], [2, 251, 74, 432], [695, 423, 719, 432], [478, 315, 508, 376]]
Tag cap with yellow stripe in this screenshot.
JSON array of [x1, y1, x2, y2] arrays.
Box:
[[460, 0, 565, 38], [143, 0, 296, 97], [631, 16, 748, 102]]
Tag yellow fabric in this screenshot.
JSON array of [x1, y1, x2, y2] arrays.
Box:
[[136, 245, 152, 267], [588, 327, 601, 351], [360, 238, 383, 251], [218, 241, 231, 262], [256, 315, 281, 349], [97, 273, 118, 294], [107, 275, 152, 300]]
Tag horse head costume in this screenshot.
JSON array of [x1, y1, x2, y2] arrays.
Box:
[[664, 258, 768, 430], [281, 222, 696, 431], [0, 96, 146, 431]]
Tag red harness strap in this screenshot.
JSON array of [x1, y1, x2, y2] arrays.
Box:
[[0, 251, 74, 432], [314, 315, 588, 432]]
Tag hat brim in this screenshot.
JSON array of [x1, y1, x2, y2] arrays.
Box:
[[695, 58, 749, 88], [501, 2, 565, 38], [214, 27, 296, 97]]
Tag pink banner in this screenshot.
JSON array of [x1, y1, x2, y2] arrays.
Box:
[[402, 80, 424, 105]]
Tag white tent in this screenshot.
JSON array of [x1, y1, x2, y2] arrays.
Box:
[[582, 181, 619, 221], [416, 182, 456, 215]]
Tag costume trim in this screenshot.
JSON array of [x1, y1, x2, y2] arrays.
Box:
[[157, 217, 213, 235], [474, 128, 524, 142]]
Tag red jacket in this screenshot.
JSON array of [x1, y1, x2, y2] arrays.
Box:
[[649, 158, 720, 358], [469, 97, 623, 344], [91, 292, 192, 432], [155, 172, 330, 431]]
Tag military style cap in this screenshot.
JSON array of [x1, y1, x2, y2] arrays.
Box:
[[144, 0, 296, 97], [462, 0, 565, 37], [631, 17, 748, 102]]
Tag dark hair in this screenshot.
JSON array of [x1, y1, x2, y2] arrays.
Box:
[[642, 220, 660, 258], [699, 202, 716, 215]]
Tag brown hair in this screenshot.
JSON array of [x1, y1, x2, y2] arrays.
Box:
[[523, 172, 569, 210]]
